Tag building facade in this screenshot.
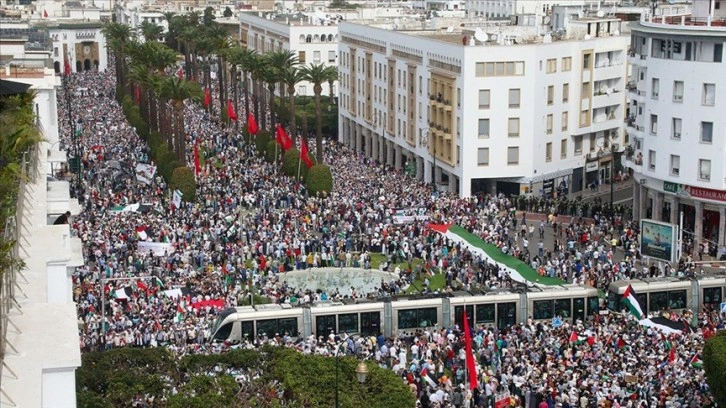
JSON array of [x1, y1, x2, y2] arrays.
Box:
[[337, 18, 628, 197], [239, 12, 340, 97], [626, 0, 726, 251], [47, 21, 108, 73]]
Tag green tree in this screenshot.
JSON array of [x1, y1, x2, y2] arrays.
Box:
[[305, 164, 333, 196], [170, 167, 196, 200], [101, 22, 135, 93], [263, 50, 298, 130], [139, 20, 164, 42], [160, 77, 202, 162], [704, 331, 726, 406], [301, 63, 338, 162], [203, 6, 216, 26]]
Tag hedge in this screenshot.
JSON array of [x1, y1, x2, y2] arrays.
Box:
[[170, 166, 196, 201], [265, 140, 280, 163], [704, 331, 726, 406], [305, 164, 333, 196], [282, 148, 300, 177], [254, 130, 272, 156]]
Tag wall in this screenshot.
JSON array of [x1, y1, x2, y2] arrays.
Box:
[[42, 368, 78, 408]]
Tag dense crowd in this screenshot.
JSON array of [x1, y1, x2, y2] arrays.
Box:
[[56, 65, 719, 408]]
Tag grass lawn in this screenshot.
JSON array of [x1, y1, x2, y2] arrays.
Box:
[[405, 271, 447, 294]]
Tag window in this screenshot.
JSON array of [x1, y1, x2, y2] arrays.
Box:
[[583, 53, 591, 69], [398, 308, 437, 329], [673, 81, 684, 102], [338, 313, 358, 334], [475, 61, 525, 77], [508, 118, 520, 137], [546, 58, 557, 73], [699, 159, 712, 180], [328, 51, 336, 63], [589, 134, 597, 152], [561, 139, 567, 159], [715, 43, 723, 62], [533, 300, 554, 319], [648, 150, 656, 170], [580, 110, 589, 127], [507, 146, 519, 165], [479, 90, 491, 108], [546, 142, 552, 162], [670, 155, 680, 176], [562, 111, 569, 131], [651, 78, 659, 99], [562, 57, 572, 71], [562, 83, 569, 103], [298, 51, 306, 63], [547, 86, 554, 105], [474, 304, 495, 323], [574, 136, 583, 155], [581, 82, 591, 98], [477, 148, 489, 166], [672, 117, 682, 139], [478, 119, 490, 138], [546, 114, 553, 134], [650, 114, 658, 134], [703, 83, 715, 106], [313, 51, 321, 63], [701, 121, 713, 143], [509, 89, 521, 108]]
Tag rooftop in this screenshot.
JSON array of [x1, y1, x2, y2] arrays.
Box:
[[638, 5, 726, 30]]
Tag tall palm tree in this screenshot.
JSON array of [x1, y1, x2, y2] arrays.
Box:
[[102, 22, 134, 90], [128, 41, 176, 135], [278, 65, 305, 144], [139, 20, 164, 42], [207, 23, 232, 124], [264, 50, 298, 129], [246, 52, 266, 129], [159, 77, 203, 162], [237, 48, 258, 119], [301, 63, 338, 162]]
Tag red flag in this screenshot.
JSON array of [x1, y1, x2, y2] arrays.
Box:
[[668, 348, 676, 364], [135, 85, 141, 105], [246, 113, 258, 135], [227, 99, 238, 121], [176, 67, 184, 79], [300, 138, 313, 168], [203, 88, 211, 108], [276, 125, 292, 150], [64, 59, 71, 76], [193, 142, 201, 175], [569, 331, 578, 343], [137, 280, 148, 291], [462, 310, 478, 390], [275, 124, 285, 146], [43, 9, 48, 18]]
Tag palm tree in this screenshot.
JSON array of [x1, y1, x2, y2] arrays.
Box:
[[128, 41, 176, 135], [301, 63, 338, 162], [207, 24, 233, 124], [101, 22, 134, 90], [159, 77, 203, 162], [237, 48, 258, 120], [246, 52, 266, 129], [263, 50, 298, 129], [278, 65, 305, 144], [139, 20, 164, 42]]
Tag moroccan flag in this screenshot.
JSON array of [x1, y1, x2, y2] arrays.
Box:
[[203, 88, 211, 108], [276, 125, 291, 150], [136, 226, 148, 241], [462, 310, 478, 390], [227, 99, 238, 121], [193, 142, 201, 175], [275, 124, 285, 146], [300, 138, 313, 168], [135, 85, 141, 105], [137, 280, 148, 292], [623, 285, 644, 319], [668, 348, 676, 364], [247, 113, 258, 135], [43, 9, 48, 17], [64, 59, 72, 76]]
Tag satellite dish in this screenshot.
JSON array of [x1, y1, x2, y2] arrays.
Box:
[[474, 29, 487, 42], [543, 16, 551, 24], [597, 10, 605, 17], [446, 26, 454, 33]]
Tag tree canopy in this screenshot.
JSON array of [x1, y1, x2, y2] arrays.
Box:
[[704, 331, 726, 406]]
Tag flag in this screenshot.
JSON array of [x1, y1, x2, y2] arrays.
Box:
[[64, 59, 71, 76], [690, 354, 703, 368], [114, 287, 133, 300], [135, 85, 140, 105], [247, 113, 258, 136], [623, 285, 644, 320], [176, 67, 184, 79], [176, 301, 186, 323], [193, 142, 201, 175], [462, 310, 478, 390], [275, 124, 285, 146], [203, 87, 211, 108], [569, 331, 579, 343], [668, 348, 676, 364], [282, 128, 292, 151], [617, 337, 627, 350], [300, 138, 313, 168], [640, 316, 694, 335], [227, 99, 238, 121], [136, 226, 148, 241], [152, 276, 164, 289], [172, 189, 183, 210], [43, 9, 48, 17], [137, 280, 148, 292], [420, 367, 438, 388]]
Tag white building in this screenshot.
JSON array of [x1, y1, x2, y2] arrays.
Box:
[[240, 11, 340, 97], [466, 0, 594, 19], [338, 16, 628, 197], [625, 0, 726, 250], [47, 21, 108, 73]]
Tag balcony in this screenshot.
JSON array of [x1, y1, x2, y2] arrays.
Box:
[[641, 7, 726, 29], [592, 90, 622, 109]]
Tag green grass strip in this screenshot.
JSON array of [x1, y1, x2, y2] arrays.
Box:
[[448, 225, 565, 286]]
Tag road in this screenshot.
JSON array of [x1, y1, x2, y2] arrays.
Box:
[[568, 179, 634, 205]]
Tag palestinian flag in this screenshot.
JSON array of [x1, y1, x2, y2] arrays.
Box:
[[114, 287, 133, 300], [176, 300, 186, 323], [136, 226, 148, 241], [640, 316, 694, 335], [152, 276, 164, 289], [623, 285, 644, 319], [420, 367, 438, 388], [428, 224, 565, 286], [690, 354, 703, 368]]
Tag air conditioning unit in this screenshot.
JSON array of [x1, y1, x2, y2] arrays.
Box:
[[673, 132, 681, 139], [672, 168, 679, 175]]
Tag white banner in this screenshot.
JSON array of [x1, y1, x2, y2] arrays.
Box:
[[135, 163, 156, 185], [392, 215, 430, 224], [137, 241, 175, 256], [172, 189, 183, 209]]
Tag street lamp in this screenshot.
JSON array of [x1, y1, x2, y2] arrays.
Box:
[[334, 343, 368, 408], [419, 129, 436, 186], [596, 137, 619, 207]]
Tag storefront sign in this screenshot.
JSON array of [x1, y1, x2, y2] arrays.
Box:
[[687, 186, 726, 202], [585, 162, 599, 172], [663, 181, 680, 193]]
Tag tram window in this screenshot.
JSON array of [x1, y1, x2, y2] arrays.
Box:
[[316, 315, 336, 335], [554, 299, 571, 318], [533, 300, 554, 320], [587, 297, 599, 316], [256, 319, 277, 337], [241, 321, 254, 340], [649, 291, 667, 312], [212, 322, 233, 341], [668, 290, 687, 309], [454, 305, 474, 328], [338, 313, 359, 334], [703, 287, 722, 308], [573, 298, 586, 322], [497, 302, 516, 329], [475, 304, 495, 323], [360, 312, 380, 336], [258, 318, 298, 337], [636, 293, 647, 311], [606, 291, 621, 311], [279, 318, 298, 336], [398, 307, 438, 329]]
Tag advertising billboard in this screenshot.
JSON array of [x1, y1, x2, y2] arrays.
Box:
[[640, 219, 678, 263]]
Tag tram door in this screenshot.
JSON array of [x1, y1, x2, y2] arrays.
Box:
[[316, 315, 336, 336], [497, 303, 517, 330], [454, 305, 474, 328], [573, 298, 586, 322], [360, 312, 381, 336]]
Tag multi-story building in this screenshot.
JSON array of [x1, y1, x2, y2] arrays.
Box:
[[625, 1, 726, 249], [466, 0, 591, 19], [47, 21, 108, 73], [239, 11, 340, 97], [338, 16, 628, 197]]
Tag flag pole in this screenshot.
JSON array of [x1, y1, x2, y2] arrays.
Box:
[[275, 143, 278, 173], [297, 150, 302, 181]]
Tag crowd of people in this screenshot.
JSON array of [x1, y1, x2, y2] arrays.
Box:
[[57, 63, 719, 408]]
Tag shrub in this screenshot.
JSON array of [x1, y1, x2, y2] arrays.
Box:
[[704, 331, 726, 406], [305, 164, 333, 196], [265, 140, 280, 163], [282, 148, 301, 177], [254, 130, 272, 156], [170, 167, 196, 201]]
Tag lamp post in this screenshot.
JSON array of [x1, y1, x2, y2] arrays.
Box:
[[596, 137, 619, 207], [334, 342, 369, 408], [419, 129, 436, 187]]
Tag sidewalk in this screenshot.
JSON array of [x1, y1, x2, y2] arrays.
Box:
[[569, 178, 633, 202]]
